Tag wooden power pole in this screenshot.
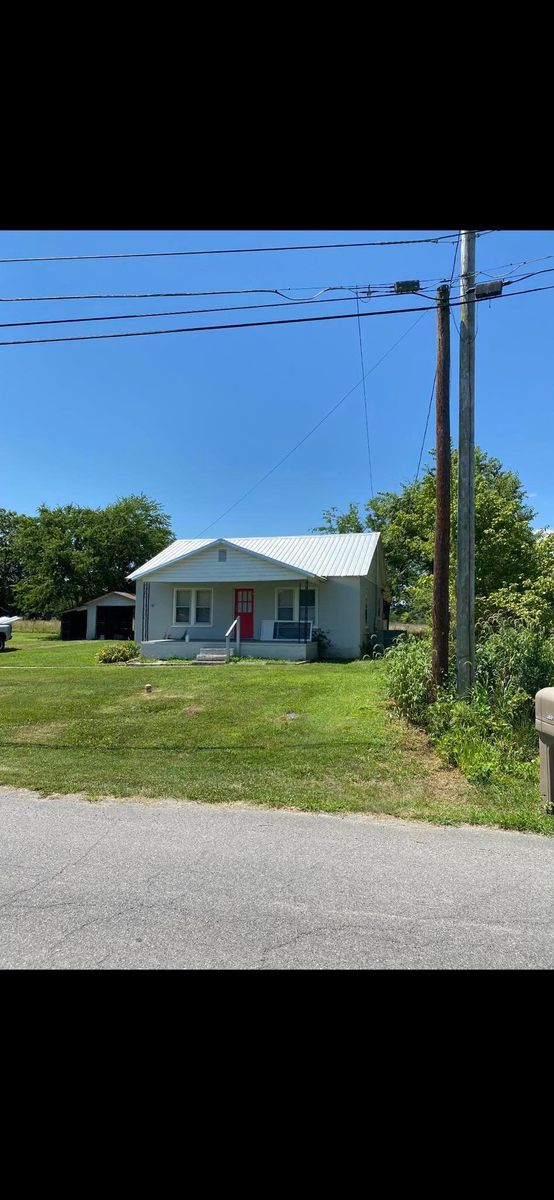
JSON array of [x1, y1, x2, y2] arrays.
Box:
[[432, 284, 451, 689], [456, 230, 476, 697]]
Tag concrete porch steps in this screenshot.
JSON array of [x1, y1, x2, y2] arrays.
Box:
[[196, 644, 228, 664]]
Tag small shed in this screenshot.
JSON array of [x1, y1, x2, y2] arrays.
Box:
[[61, 591, 136, 641]]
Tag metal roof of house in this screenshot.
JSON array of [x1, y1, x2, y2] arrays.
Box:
[[128, 533, 381, 581]]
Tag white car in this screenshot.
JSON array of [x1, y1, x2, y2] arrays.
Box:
[[0, 616, 20, 651]]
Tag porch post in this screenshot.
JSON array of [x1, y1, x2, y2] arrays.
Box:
[[303, 578, 309, 646], [142, 582, 150, 642]]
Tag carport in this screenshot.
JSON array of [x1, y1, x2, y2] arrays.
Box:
[[61, 592, 135, 640]]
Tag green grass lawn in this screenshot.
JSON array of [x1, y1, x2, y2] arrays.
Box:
[[1, 631, 552, 833]]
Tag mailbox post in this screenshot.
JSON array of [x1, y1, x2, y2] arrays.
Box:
[[535, 688, 554, 812]]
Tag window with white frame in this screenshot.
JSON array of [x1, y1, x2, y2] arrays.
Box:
[[174, 588, 191, 624], [275, 586, 317, 624], [195, 589, 212, 624], [276, 588, 295, 621], [173, 587, 213, 625]]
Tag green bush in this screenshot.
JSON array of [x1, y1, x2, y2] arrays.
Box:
[[385, 634, 435, 724], [312, 628, 332, 659], [475, 621, 554, 717], [97, 641, 140, 664], [385, 623, 554, 785]]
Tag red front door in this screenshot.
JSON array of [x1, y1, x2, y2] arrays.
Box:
[[234, 588, 254, 639]]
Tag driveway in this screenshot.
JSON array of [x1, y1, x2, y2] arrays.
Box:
[[1, 787, 553, 969]]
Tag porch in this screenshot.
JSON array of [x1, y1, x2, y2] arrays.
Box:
[[140, 636, 318, 662], [138, 579, 320, 662]]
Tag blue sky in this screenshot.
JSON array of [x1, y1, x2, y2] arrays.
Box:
[[1, 229, 552, 536]]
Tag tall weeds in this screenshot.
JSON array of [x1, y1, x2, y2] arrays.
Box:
[[386, 623, 554, 784]]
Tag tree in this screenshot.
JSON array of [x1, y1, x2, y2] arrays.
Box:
[[314, 503, 365, 534], [86, 495, 175, 591], [315, 447, 539, 621], [0, 508, 23, 613], [480, 530, 554, 632], [13, 494, 174, 618]]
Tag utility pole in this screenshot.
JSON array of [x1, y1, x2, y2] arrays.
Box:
[[456, 230, 476, 697], [432, 284, 451, 690]]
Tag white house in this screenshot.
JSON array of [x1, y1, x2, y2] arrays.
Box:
[[128, 532, 390, 662]]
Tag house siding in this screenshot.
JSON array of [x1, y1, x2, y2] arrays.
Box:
[[316, 577, 364, 659], [360, 554, 382, 649], [139, 577, 375, 659], [142, 579, 308, 642], [147, 543, 313, 584]]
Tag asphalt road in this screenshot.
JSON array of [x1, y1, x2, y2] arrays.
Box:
[[1, 787, 553, 969]]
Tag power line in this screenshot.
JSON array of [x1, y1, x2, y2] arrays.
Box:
[[0, 283, 459, 305], [420, 265, 554, 300], [448, 232, 461, 287], [5, 305, 439, 348], [415, 233, 459, 480], [1, 283, 553, 349], [1, 255, 531, 311], [0, 283, 416, 304], [0, 293, 363, 331], [449, 235, 462, 333], [0, 231, 496, 265], [504, 266, 554, 286], [198, 312, 430, 535], [477, 252, 554, 281], [310, 254, 554, 294], [0, 286, 323, 304], [355, 291, 374, 496], [415, 373, 437, 482]]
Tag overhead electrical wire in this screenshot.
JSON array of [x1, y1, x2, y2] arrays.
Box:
[[197, 312, 431, 536], [0, 283, 461, 304], [354, 290, 374, 496], [3, 256, 546, 313], [0, 228, 548, 534], [420, 266, 554, 300], [203, 231, 546, 534], [0, 278, 492, 306], [448, 232, 462, 288], [415, 373, 437, 482], [0, 283, 410, 304], [0, 284, 472, 332], [415, 231, 460, 480], [503, 265, 554, 286], [413, 233, 518, 478], [0, 303, 440, 347], [476, 252, 554, 281], [0, 269, 519, 333], [0, 293, 364, 331], [0, 231, 497, 265], [410, 254, 554, 295], [0, 286, 334, 304], [1, 283, 554, 349]]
